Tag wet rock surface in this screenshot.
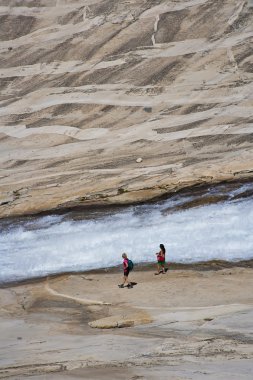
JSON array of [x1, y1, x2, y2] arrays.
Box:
[[0, 0, 253, 218]]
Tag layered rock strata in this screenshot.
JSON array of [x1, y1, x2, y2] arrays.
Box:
[[0, 0, 253, 217]]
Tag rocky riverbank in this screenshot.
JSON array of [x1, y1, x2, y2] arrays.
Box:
[[1, 264, 253, 379]]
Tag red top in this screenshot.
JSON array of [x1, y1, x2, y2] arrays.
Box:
[[157, 251, 165, 262], [123, 258, 128, 269]]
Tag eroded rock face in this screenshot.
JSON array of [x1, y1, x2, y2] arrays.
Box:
[[0, 0, 253, 217]]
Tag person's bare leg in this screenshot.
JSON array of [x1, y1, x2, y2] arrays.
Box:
[[123, 275, 129, 286], [155, 264, 161, 274], [119, 274, 128, 288], [125, 275, 133, 287]]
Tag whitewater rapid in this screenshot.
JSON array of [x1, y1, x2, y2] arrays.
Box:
[[0, 183, 253, 283]]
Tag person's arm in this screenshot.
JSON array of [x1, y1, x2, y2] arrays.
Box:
[[157, 250, 162, 259]]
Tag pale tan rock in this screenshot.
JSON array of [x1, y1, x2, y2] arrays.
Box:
[[1, 267, 253, 379], [0, 0, 252, 218], [88, 312, 152, 329]]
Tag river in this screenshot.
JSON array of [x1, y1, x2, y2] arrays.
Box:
[[0, 181, 253, 284]]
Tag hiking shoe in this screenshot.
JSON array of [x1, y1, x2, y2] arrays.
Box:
[[118, 284, 124, 288], [127, 284, 133, 288]]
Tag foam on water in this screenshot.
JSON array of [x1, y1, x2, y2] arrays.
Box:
[[0, 193, 252, 283]]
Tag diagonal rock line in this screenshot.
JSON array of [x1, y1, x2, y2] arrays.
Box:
[[45, 280, 111, 306], [228, 0, 246, 26], [151, 14, 160, 46]]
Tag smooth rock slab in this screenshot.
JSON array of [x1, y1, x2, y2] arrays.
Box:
[[89, 312, 152, 329]]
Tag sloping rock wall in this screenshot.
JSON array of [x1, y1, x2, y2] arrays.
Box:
[[0, 0, 253, 217]]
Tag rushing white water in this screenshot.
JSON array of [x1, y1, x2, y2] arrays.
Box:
[[0, 185, 253, 283]]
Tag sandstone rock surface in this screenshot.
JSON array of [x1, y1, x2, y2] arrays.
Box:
[[0, 0, 253, 217], [0, 267, 252, 379]]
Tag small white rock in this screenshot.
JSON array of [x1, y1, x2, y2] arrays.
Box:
[[136, 157, 143, 163]]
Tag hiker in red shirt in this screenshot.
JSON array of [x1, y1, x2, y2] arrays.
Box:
[[118, 253, 133, 288], [155, 244, 166, 275]]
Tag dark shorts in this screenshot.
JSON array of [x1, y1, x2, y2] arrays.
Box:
[[158, 260, 165, 265], [124, 268, 130, 277]]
